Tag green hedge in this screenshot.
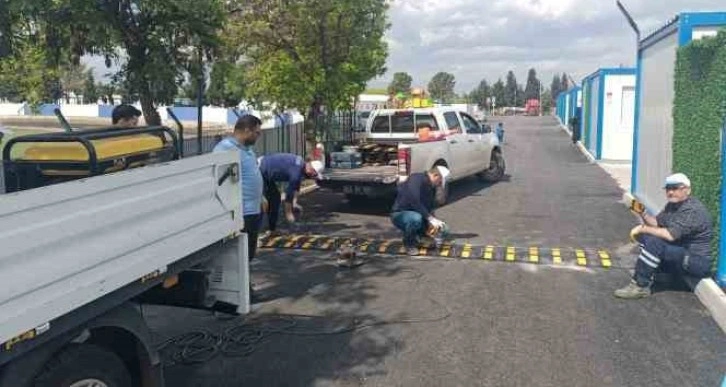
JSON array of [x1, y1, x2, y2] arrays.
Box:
[[673, 29, 726, 263]]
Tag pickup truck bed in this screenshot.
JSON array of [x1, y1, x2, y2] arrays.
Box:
[[0, 151, 244, 348]]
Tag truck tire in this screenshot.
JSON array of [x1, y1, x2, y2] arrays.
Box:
[[33, 343, 132, 387], [479, 150, 505, 182]]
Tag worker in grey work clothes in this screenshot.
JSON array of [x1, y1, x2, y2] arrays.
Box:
[[390, 166, 450, 256], [213, 115, 263, 300], [258, 153, 324, 235], [615, 173, 713, 299]]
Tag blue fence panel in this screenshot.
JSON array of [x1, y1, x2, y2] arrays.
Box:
[[99, 105, 115, 118], [38, 104, 60, 116]]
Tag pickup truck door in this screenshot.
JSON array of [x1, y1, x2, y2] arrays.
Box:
[[460, 112, 491, 172], [441, 111, 472, 177]]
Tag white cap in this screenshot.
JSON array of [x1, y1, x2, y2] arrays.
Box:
[[664, 173, 690, 188], [436, 165, 451, 187], [310, 160, 325, 180]]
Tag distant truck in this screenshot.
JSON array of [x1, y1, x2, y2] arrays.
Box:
[[315, 107, 505, 206], [525, 99, 540, 116]]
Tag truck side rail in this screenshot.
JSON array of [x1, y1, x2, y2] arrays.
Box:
[[0, 151, 242, 346]]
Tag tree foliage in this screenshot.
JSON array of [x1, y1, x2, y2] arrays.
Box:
[[491, 79, 505, 108], [387, 71, 413, 96], [83, 72, 99, 104], [503, 71, 518, 107], [469, 79, 491, 109], [428, 71, 455, 103], [550, 75, 562, 102], [0, 0, 226, 124], [228, 0, 389, 115], [523, 68, 540, 101]]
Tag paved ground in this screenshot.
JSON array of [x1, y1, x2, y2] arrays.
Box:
[[152, 116, 726, 386]]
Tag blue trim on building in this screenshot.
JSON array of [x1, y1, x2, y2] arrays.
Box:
[[718, 114, 726, 287], [678, 12, 726, 45], [595, 72, 605, 160]]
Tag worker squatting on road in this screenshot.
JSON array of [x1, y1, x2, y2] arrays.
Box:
[[213, 115, 264, 300], [390, 165, 451, 256], [258, 153, 324, 235], [615, 173, 714, 299]]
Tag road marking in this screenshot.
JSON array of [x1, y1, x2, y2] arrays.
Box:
[[576, 249, 587, 266], [302, 236, 318, 249], [506, 246, 516, 261], [320, 238, 335, 250], [461, 243, 472, 258], [259, 235, 614, 268], [598, 250, 612, 268], [529, 247, 539, 263]]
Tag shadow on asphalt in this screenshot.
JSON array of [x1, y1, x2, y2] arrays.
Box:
[[160, 252, 429, 386]]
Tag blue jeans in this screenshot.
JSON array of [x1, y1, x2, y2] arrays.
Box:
[[391, 211, 426, 248], [633, 234, 712, 287]]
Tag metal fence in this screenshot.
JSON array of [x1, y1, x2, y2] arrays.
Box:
[[175, 121, 308, 159]]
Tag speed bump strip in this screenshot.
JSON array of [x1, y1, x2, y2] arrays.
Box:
[[260, 235, 616, 268]]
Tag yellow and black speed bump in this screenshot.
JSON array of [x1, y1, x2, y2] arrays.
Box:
[[260, 234, 617, 268]]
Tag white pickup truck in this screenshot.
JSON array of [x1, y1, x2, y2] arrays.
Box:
[[0, 127, 249, 387], [316, 107, 505, 205]]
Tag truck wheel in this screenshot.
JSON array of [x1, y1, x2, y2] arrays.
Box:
[[33, 344, 131, 387], [479, 150, 506, 182]]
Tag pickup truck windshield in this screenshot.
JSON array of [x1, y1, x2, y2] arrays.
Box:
[[371, 113, 439, 133]]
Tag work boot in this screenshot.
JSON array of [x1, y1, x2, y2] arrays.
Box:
[[614, 280, 651, 299]]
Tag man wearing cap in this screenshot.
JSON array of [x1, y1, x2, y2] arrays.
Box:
[[615, 173, 713, 299], [258, 153, 324, 234], [390, 166, 450, 256], [111, 104, 142, 128]]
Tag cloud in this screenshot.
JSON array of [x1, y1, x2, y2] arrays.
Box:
[[370, 0, 726, 93]]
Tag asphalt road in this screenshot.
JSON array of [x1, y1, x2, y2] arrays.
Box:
[[151, 116, 726, 387]]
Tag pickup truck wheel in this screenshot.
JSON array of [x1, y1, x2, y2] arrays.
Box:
[[33, 344, 132, 387], [479, 150, 506, 182]]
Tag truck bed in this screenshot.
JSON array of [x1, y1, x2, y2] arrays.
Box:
[[321, 165, 399, 184], [0, 151, 243, 345]]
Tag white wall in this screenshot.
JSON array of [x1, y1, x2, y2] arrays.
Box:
[[692, 26, 721, 40], [202, 106, 229, 125], [588, 77, 600, 155], [60, 104, 99, 117], [601, 74, 636, 161], [0, 103, 30, 116], [637, 33, 678, 211]]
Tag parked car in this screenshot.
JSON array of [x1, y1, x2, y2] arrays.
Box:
[[315, 107, 505, 206]]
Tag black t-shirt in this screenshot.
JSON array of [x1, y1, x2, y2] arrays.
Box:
[[656, 197, 713, 257], [391, 172, 436, 219]]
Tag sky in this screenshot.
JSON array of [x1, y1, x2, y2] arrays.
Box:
[[84, 1, 725, 95], [366, 0, 726, 93]]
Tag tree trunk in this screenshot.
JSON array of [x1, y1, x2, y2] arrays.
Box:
[[140, 93, 161, 126]]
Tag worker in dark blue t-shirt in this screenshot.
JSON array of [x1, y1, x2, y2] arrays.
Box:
[[259, 153, 324, 233], [390, 165, 450, 256]]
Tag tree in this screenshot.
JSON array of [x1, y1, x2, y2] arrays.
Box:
[[515, 84, 525, 107], [523, 68, 540, 101], [2, 1, 227, 124], [0, 43, 61, 106], [561, 73, 569, 91], [387, 72, 412, 96], [60, 63, 89, 103], [541, 88, 552, 112], [428, 71, 456, 103], [504, 70, 517, 107], [207, 61, 247, 107], [229, 0, 389, 116], [469, 79, 491, 109], [491, 79, 505, 109], [83, 72, 99, 104], [550, 75, 562, 102]]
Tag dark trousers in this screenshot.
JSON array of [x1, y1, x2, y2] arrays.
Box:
[[391, 211, 426, 248], [263, 180, 282, 232], [633, 234, 712, 287], [243, 214, 261, 261]]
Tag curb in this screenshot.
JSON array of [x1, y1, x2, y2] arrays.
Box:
[[576, 142, 596, 163], [619, 193, 726, 334]]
